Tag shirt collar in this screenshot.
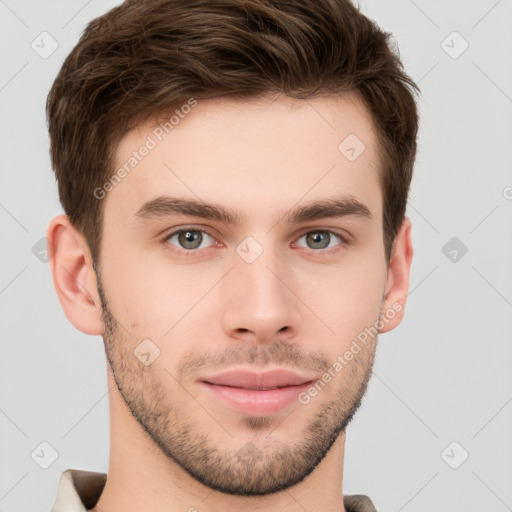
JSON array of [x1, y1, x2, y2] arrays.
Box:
[[51, 469, 377, 512], [51, 469, 106, 512]]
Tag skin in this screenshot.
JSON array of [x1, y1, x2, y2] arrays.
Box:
[[47, 92, 413, 512]]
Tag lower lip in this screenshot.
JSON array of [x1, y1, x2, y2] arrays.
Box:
[[200, 381, 312, 416]]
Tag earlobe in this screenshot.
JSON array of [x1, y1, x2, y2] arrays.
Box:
[[378, 217, 414, 334], [46, 214, 104, 336]]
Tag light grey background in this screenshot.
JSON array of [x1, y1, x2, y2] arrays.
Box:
[[1, 1, 511, 511]]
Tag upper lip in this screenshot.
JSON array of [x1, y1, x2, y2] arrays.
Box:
[[199, 369, 314, 390]]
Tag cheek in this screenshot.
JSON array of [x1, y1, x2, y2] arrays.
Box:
[[300, 257, 386, 343], [118, 263, 212, 352], [99, 247, 175, 337]]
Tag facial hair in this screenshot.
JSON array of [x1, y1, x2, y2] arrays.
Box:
[[96, 273, 379, 496]]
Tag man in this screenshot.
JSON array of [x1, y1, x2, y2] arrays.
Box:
[[46, 0, 418, 510]]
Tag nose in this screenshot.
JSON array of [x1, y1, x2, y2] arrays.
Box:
[[220, 242, 299, 344]]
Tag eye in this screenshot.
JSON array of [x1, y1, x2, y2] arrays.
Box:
[[294, 230, 347, 252], [162, 227, 348, 256], [163, 228, 217, 253]]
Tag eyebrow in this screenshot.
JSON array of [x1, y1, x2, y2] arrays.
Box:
[[134, 194, 373, 226]]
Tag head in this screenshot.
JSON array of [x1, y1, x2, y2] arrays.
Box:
[[46, 0, 418, 497]]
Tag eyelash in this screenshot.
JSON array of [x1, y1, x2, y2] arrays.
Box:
[[161, 227, 349, 256]]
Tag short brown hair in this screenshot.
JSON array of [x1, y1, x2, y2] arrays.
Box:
[[46, 0, 419, 266]]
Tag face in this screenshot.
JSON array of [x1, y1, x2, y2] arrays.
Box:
[[96, 93, 391, 495]]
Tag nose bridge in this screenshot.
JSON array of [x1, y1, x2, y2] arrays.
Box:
[[221, 235, 296, 340]]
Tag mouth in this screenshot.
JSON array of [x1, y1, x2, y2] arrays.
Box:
[[197, 369, 315, 416], [203, 384, 301, 390]]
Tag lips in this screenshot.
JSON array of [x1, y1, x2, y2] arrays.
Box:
[[199, 369, 313, 389], [197, 369, 315, 416]]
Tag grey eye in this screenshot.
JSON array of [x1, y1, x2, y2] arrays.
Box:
[[297, 230, 343, 250], [166, 229, 214, 251]]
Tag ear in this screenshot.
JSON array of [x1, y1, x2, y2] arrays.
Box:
[[46, 214, 103, 335], [378, 217, 413, 334]]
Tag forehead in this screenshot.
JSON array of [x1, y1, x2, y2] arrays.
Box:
[[105, 93, 383, 228]]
